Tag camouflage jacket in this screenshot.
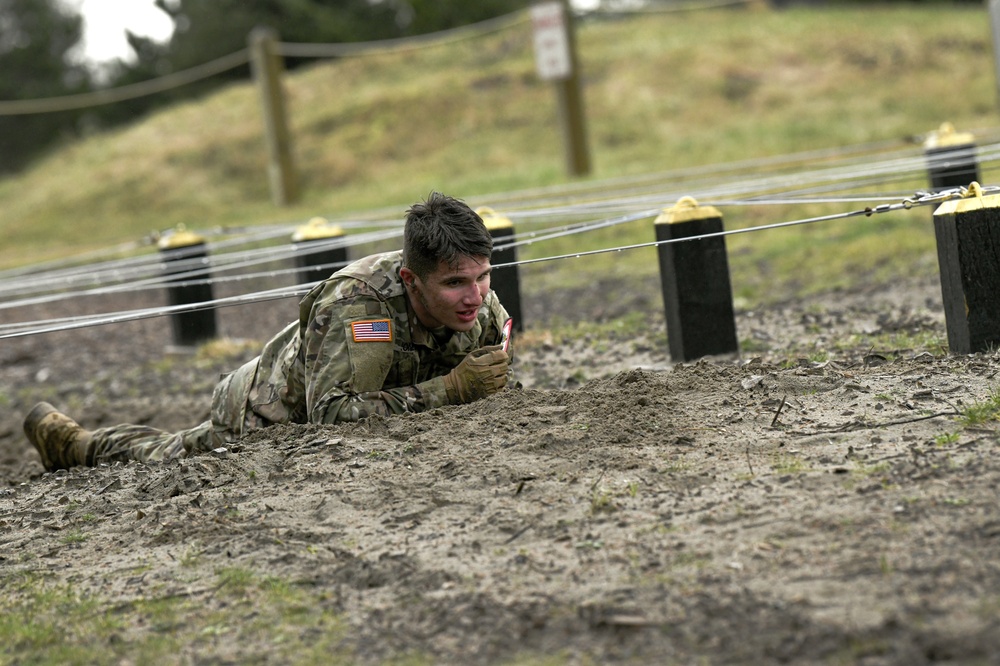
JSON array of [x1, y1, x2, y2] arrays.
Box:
[[210, 251, 510, 435]]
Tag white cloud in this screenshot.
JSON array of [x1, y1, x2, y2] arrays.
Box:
[[73, 0, 173, 64]]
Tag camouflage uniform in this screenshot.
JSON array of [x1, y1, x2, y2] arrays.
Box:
[[88, 251, 510, 464]]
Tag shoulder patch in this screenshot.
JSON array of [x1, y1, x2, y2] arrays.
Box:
[[351, 319, 393, 343]]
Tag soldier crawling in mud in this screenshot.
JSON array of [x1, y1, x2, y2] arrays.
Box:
[[23, 192, 513, 471]]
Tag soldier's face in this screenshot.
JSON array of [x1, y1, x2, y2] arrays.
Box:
[[402, 255, 492, 332]]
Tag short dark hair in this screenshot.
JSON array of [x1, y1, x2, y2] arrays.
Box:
[[402, 192, 493, 279]]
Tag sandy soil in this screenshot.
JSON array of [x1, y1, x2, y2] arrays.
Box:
[[2, 272, 1000, 664]]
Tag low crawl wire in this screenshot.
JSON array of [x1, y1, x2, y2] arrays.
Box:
[[495, 186, 998, 271], [4, 137, 997, 305], [0, 228, 403, 310], [4, 187, 987, 340], [1, 149, 992, 306], [5, 134, 988, 293]]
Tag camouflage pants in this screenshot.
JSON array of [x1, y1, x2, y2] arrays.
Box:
[[86, 358, 262, 465], [87, 419, 227, 464]]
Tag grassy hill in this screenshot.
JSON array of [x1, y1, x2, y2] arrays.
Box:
[[0, 3, 995, 303]]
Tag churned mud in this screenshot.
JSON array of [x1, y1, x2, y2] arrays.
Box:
[[2, 273, 999, 663]]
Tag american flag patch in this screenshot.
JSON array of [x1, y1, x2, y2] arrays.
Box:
[[351, 319, 392, 342]]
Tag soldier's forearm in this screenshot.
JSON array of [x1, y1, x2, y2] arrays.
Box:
[[314, 377, 451, 424]]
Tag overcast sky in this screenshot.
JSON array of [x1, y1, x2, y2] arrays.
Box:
[[71, 0, 173, 65], [71, 0, 602, 66]]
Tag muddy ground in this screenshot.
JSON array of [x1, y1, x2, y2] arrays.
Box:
[[2, 269, 1000, 664]]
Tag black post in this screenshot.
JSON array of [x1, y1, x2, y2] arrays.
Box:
[[924, 123, 980, 193], [292, 217, 347, 287], [158, 226, 217, 349], [655, 198, 739, 362], [477, 207, 523, 332], [932, 192, 1000, 354]]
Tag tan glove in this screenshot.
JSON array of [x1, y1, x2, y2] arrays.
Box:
[[443, 345, 510, 404]]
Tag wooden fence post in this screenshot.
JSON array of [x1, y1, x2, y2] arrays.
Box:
[[654, 197, 739, 362], [158, 226, 217, 349], [249, 27, 299, 206], [557, 0, 590, 177], [933, 190, 1000, 354], [990, 0, 1000, 107], [531, 0, 591, 177]]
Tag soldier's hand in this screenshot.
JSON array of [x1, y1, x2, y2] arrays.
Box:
[[443, 345, 510, 404]]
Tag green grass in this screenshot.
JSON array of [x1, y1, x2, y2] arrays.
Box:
[[0, 3, 994, 310], [959, 389, 1000, 426], [770, 453, 810, 475], [0, 568, 359, 665]]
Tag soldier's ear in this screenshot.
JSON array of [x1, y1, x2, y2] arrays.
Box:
[[399, 266, 416, 289]]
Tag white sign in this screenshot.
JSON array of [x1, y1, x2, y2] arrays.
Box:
[[531, 2, 572, 81]]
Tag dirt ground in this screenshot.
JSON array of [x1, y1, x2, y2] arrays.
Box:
[[2, 270, 1000, 664]]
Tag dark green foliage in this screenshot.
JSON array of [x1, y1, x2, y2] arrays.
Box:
[[0, 0, 534, 172], [0, 0, 91, 173]]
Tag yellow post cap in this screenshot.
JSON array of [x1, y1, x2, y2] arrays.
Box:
[[933, 184, 998, 216], [476, 206, 513, 231], [924, 122, 975, 149], [292, 217, 344, 242], [158, 224, 206, 249], [655, 196, 722, 225]]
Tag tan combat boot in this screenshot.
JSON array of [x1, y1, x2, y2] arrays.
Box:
[[23, 402, 92, 472]]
